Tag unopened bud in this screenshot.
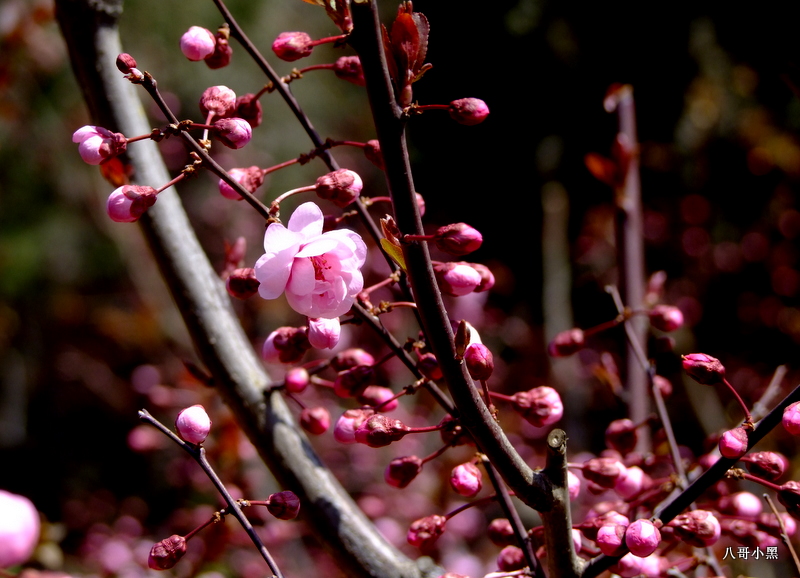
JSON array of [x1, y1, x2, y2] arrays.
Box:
[[653, 375, 673, 397], [719, 427, 749, 459], [261, 326, 311, 364], [284, 367, 310, 393], [213, 118, 252, 149], [596, 523, 627, 556], [0, 490, 39, 568], [354, 414, 410, 448], [385, 455, 423, 488], [433, 262, 481, 296], [614, 465, 650, 500], [511, 386, 563, 427], [454, 320, 470, 360], [682, 353, 725, 384], [300, 406, 330, 435], [116, 53, 137, 74], [568, 470, 581, 500], [464, 343, 493, 381], [648, 305, 684, 332], [783, 401, 800, 435], [363, 139, 384, 170], [180, 26, 216, 61], [487, 518, 515, 547], [450, 462, 482, 497], [205, 34, 232, 69], [433, 223, 483, 256], [743, 451, 789, 481], [148, 535, 187, 570], [417, 352, 443, 381], [605, 419, 638, 455], [778, 481, 800, 520], [333, 364, 373, 398], [471, 263, 495, 292], [315, 169, 363, 208], [718, 491, 762, 517], [333, 55, 365, 86], [267, 490, 300, 520], [331, 348, 375, 371], [234, 94, 263, 128], [496, 545, 525, 571], [669, 510, 721, 547], [219, 166, 265, 200], [448, 98, 490, 126], [358, 385, 398, 411], [611, 553, 644, 578], [107, 185, 157, 223], [272, 31, 313, 61], [175, 405, 211, 445], [582, 458, 627, 488], [307, 317, 341, 350], [547, 328, 585, 357], [407, 515, 446, 548], [333, 408, 373, 444], [625, 519, 660, 557], [226, 268, 259, 299]]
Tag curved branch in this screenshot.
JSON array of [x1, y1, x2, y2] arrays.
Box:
[[55, 1, 438, 576]]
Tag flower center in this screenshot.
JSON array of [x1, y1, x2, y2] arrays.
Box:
[[311, 255, 331, 281]]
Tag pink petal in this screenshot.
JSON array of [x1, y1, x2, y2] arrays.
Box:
[[287, 257, 316, 296], [287, 202, 324, 237], [296, 237, 339, 258]]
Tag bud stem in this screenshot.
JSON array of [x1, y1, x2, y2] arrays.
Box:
[[722, 378, 754, 428]]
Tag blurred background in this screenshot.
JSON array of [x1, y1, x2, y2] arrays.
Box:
[[3, 0, 800, 575]]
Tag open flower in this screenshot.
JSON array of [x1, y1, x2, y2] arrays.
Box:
[[254, 202, 366, 318]]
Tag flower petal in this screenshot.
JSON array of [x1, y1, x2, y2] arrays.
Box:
[[296, 237, 339, 258], [287, 202, 324, 237], [287, 256, 316, 296], [255, 225, 303, 299]]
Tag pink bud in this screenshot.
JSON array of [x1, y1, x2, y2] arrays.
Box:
[[272, 31, 314, 61], [0, 490, 40, 568], [718, 491, 762, 517], [653, 375, 673, 397], [73, 125, 127, 165], [213, 117, 252, 149], [284, 367, 310, 393], [449, 462, 482, 497], [358, 385, 398, 411], [385, 455, 423, 488], [615, 465, 650, 500], [582, 458, 627, 488], [307, 317, 341, 350], [612, 553, 645, 578], [148, 534, 187, 570], [354, 414, 410, 448], [115, 53, 137, 74], [682, 353, 725, 384], [333, 56, 365, 86], [219, 166, 265, 200], [315, 169, 363, 208], [267, 490, 300, 520], [333, 364, 373, 398], [106, 185, 157, 223], [205, 34, 232, 69], [487, 518, 515, 546], [417, 352, 443, 381], [261, 326, 311, 364], [434, 223, 483, 256], [568, 470, 581, 500], [648, 305, 684, 332], [743, 451, 789, 481], [547, 328, 585, 357], [226, 268, 259, 299], [464, 343, 494, 381], [719, 426, 749, 459], [625, 519, 660, 557], [783, 401, 800, 435], [180, 26, 216, 61], [199, 85, 237, 118], [300, 406, 330, 435], [471, 263, 495, 292], [175, 405, 211, 444], [596, 523, 627, 555], [234, 94, 263, 128], [448, 98, 490, 126], [778, 481, 800, 520], [331, 348, 375, 371], [669, 510, 721, 547], [363, 139, 384, 170], [434, 262, 481, 296], [407, 515, 446, 548], [333, 408, 373, 444], [605, 418, 638, 455], [496, 545, 525, 571], [511, 386, 563, 427]]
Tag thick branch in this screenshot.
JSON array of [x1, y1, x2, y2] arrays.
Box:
[[55, 2, 436, 576]]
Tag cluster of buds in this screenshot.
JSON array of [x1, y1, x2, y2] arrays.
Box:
[[433, 261, 494, 296], [180, 26, 232, 69]]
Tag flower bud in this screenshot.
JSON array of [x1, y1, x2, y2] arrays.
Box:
[[596, 523, 627, 556], [267, 490, 300, 520], [615, 466, 650, 500], [308, 317, 341, 349], [148, 535, 187, 570], [433, 262, 481, 296], [417, 352, 443, 381], [653, 375, 673, 397], [407, 515, 446, 548], [448, 98, 490, 126], [433, 223, 483, 256], [333, 408, 373, 444], [358, 385, 398, 411], [439, 415, 471, 446], [284, 367, 310, 393], [487, 518, 515, 547], [450, 462, 482, 497], [547, 328, 585, 357], [669, 510, 721, 547], [180, 26, 216, 61], [568, 470, 581, 500], [743, 451, 788, 481], [778, 481, 800, 520], [471, 263, 495, 292], [0, 490, 40, 568], [331, 348, 375, 371], [333, 55, 365, 86], [234, 94, 263, 128], [582, 458, 627, 488], [682, 353, 725, 384], [783, 401, 800, 435], [496, 545, 525, 571], [333, 364, 373, 398], [205, 34, 232, 69], [226, 268, 259, 299], [719, 426, 749, 459], [175, 405, 211, 444], [385, 455, 423, 488], [115, 53, 137, 74], [315, 169, 363, 208], [625, 519, 660, 557], [107, 185, 157, 223], [611, 553, 644, 578], [605, 419, 638, 455], [219, 166, 265, 200], [511, 386, 563, 427], [464, 343, 493, 381], [363, 139, 384, 170], [300, 406, 330, 435], [261, 326, 311, 364], [73, 125, 127, 165], [213, 117, 252, 149], [272, 31, 314, 61], [354, 414, 410, 448], [648, 305, 684, 332], [718, 491, 762, 517]]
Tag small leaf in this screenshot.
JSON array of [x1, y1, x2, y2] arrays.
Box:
[[380, 238, 407, 271]]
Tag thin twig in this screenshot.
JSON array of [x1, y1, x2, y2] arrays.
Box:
[[764, 493, 800, 575]]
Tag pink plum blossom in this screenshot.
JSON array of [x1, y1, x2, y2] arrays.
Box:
[[73, 125, 127, 165], [0, 490, 40, 567], [308, 317, 341, 349], [180, 26, 216, 61], [254, 202, 367, 319]]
